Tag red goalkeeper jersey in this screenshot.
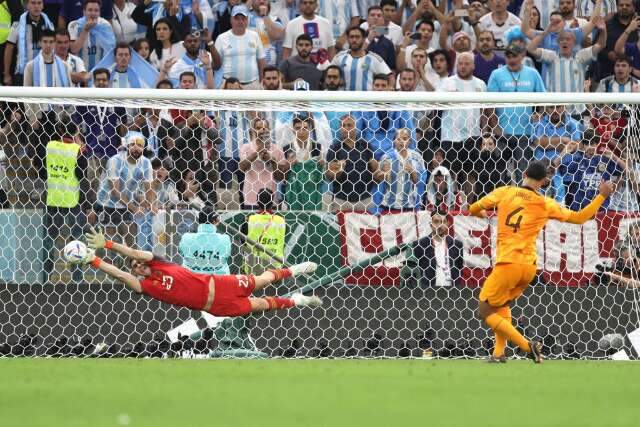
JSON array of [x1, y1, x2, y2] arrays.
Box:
[[139, 258, 210, 310]]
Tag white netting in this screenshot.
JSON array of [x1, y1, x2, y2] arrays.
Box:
[[0, 89, 639, 359]]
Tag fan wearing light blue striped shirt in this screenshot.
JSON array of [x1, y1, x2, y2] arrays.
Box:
[[248, 0, 285, 67], [527, 18, 606, 115], [212, 5, 266, 87], [68, 0, 116, 71], [331, 26, 392, 91], [373, 128, 427, 212], [596, 56, 640, 92]]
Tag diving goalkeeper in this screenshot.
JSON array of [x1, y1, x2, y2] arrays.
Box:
[[469, 161, 615, 363], [76, 228, 322, 316]]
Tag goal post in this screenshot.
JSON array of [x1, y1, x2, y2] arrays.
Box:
[[0, 88, 639, 359]]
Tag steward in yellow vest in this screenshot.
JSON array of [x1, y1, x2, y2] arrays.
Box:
[[42, 119, 88, 283], [243, 189, 285, 274]]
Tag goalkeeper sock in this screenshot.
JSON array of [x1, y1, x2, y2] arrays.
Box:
[[265, 296, 295, 310], [485, 312, 531, 353], [267, 268, 292, 282], [493, 306, 511, 358]]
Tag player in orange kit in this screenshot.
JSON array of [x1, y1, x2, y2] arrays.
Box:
[[468, 161, 615, 363]]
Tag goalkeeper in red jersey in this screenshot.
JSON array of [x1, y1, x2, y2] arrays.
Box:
[[76, 228, 322, 316]]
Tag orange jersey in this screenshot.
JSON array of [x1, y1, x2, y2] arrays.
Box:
[[474, 186, 573, 265]]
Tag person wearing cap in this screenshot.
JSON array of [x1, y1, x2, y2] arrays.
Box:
[[487, 41, 545, 183], [210, 4, 265, 89], [332, 26, 392, 91], [178, 205, 232, 275], [94, 130, 154, 256]]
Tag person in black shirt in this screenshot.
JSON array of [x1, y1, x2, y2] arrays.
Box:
[[325, 114, 379, 211]]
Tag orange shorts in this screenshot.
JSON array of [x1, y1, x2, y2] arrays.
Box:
[[479, 263, 538, 307]]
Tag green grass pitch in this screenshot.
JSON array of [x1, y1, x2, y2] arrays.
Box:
[[1, 359, 639, 427]]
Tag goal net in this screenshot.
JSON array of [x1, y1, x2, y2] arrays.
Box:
[[0, 88, 639, 359]]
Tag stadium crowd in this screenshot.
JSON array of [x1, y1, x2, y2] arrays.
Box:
[[0, 0, 637, 266]]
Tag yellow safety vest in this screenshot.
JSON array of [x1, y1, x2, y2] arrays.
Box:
[[245, 212, 285, 273], [46, 140, 80, 208], [0, 3, 11, 45]]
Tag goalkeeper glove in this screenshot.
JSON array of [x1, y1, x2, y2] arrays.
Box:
[[86, 226, 108, 250], [82, 248, 96, 265]]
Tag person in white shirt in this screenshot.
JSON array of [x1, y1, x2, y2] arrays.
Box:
[[397, 19, 435, 71], [162, 31, 214, 89], [24, 29, 72, 87], [437, 52, 488, 176], [361, 0, 402, 46], [332, 26, 392, 91], [478, 0, 521, 51], [148, 18, 185, 71], [211, 5, 266, 88], [68, 0, 116, 70], [111, 0, 144, 44], [248, 0, 285, 67], [55, 28, 89, 86], [558, 0, 589, 28], [282, 0, 335, 62]]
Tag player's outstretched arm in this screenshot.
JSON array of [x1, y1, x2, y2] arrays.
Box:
[[563, 181, 615, 224], [81, 249, 143, 292], [86, 227, 153, 262]]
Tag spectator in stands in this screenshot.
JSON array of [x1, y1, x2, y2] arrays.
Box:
[[503, 26, 537, 70], [162, 31, 213, 89], [576, 0, 617, 17], [95, 130, 153, 254], [69, 0, 116, 71], [248, 0, 285, 67], [437, 52, 487, 186], [211, 0, 242, 41], [533, 105, 584, 161], [527, 19, 606, 117], [239, 118, 285, 209], [400, 47, 433, 90], [595, 56, 639, 92], [333, 26, 392, 91], [131, 0, 195, 42], [325, 114, 377, 212], [280, 115, 324, 210], [361, 0, 402, 47], [176, 169, 206, 209], [478, 0, 521, 51], [321, 64, 344, 90], [134, 102, 173, 159], [132, 38, 151, 63], [94, 42, 159, 88], [148, 18, 184, 71], [487, 43, 546, 182], [474, 30, 505, 84], [280, 34, 323, 90], [75, 68, 128, 209], [59, 0, 113, 30], [437, 0, 479, 55], [559, 0, 588, 28], [595, 0, 636, 82], [319, 0, 359, 50], [216, 78, 251, 195], [557, 130, 623, 210], [282, 0, 335, 63], [373, 127, 426, 212], [24, 30, 72, 87], [359, 74, 417, 159], [614, 15, 640, 79], [425, 166, 467, 211], [261, 65, 282, 90], [4, 0, 54, 86], [609, 140, 640, 212], [149, 158, 179, 211], [362, 6, 396, 70], [428, 49, 452, 85], [403, 209, 464, 287], [55, 28, 89, 86], [397, 19, 435, 72], [112, 0, 144, 44], [210, 5, 265, 89], [589, 104, 628, 156], [397, 68, 418, 91], [472, 133, 508, 199]]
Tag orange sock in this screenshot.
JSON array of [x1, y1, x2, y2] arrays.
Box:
[[485, 312, 530, 353], [264, 296, 295, 310], [267, 268, 292, 282], [493, 306, 511, 358]]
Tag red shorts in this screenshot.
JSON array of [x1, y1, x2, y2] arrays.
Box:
[[208, 274, 256, 317]]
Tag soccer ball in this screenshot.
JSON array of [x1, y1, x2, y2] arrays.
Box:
[[63, 240, 87, 264]]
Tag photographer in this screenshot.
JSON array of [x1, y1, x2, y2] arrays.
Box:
[[596, 241, 640, 288]]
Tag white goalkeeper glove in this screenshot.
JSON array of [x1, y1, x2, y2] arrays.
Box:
[[82, 247, 96, 265], [86, 226, 107, 250]]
